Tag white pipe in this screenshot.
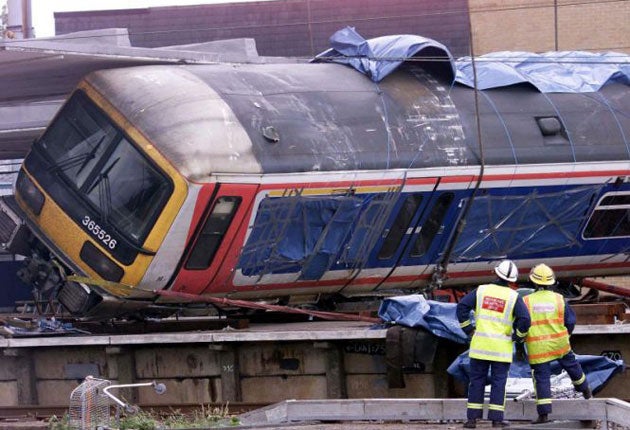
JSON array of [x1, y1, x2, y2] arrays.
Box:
[[103, 381, 166, 413], [23, 0, 33, 38]]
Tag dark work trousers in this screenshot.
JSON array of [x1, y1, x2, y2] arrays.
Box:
[[531, 351, 589, 415], [467, 358, 510, 422]]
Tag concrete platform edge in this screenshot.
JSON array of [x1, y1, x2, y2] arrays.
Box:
[[237, 398, 630, 427]]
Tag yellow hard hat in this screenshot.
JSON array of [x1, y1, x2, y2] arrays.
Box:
[[529, 263, 556, 286]]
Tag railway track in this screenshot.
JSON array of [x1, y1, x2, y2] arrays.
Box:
[[0, 305, 382, 338], [0, 402, 268, 422]]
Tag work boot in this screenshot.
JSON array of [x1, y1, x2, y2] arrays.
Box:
[[581, 386, 593, 399], [531, 414, 549, 424], [463, 419, 477, 428], [492, 421, 510, 428]]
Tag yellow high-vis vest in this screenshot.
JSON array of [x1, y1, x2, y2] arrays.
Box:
[[524, 290, 570, 364], [469, 284, 518, 363]]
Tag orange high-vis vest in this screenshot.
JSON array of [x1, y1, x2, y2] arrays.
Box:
[[469, 284, 518, 363], [524, 290, 570, 364]]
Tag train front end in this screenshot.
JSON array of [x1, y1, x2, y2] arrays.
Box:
[[0, 80, 189, 318]]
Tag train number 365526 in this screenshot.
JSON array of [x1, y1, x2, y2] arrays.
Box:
[[82, 215, 117, 249]]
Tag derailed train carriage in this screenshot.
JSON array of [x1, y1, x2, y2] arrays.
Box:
[[0, 32, 629, 319]]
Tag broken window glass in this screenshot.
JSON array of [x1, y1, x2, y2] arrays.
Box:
[[411, 192, 454, 257], [378, 194, 423, 260], [583, 192, 630, 239], [186, 196, 241, 270]]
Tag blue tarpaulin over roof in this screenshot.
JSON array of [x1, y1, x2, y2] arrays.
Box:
[[314, 26, 455, 83], [317, 27, 630, 92], [455, 50, 630, 92]]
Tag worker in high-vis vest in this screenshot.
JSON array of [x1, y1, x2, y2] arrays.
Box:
[[524, 263, 592, 425], [456, 260, 531, 429]]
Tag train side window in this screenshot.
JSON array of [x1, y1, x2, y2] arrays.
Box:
[[583, 193, 630, 239], [378, 194, 423, 260], [411, 192, 454, 257], [185, 196, 241, 270]]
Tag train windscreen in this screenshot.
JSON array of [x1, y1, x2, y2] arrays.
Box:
[[31, 91, 173, 248]]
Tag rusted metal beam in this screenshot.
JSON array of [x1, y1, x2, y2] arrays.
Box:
[[580, 279, 630, 298]]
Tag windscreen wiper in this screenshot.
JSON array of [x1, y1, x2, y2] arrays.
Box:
[[47, 135, 105, 174], [76, 136, 105, 175], [86, 157, 156, 256], [85, 157, 119, 195], [97, 171, 112, 223]]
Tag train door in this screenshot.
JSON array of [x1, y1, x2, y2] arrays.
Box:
[[380, 190, 461, 291], [339, 178, 440, 294], [170, 183, 259, 295]]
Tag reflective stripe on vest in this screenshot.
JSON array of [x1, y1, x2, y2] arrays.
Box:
[[524, 290, 570, 364], [469, 284, 518, 363]]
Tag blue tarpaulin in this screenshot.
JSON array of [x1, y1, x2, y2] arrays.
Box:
[[314, 26, 455, 83], [238, 192, 402, 280], [451, 186, 600, 261], [447, 350, 625, 394], [455, 51, 630, 92], [378, 294, 469, 344], [316, 27, 630, 92], [379, 294, 625, 394], [238, 195, 363, 279]]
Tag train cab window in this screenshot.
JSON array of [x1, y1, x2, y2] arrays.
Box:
[[186, 196, 241, 270], [583, 193, 630, 239], [378, 194, 423, 260], [411, 192, 454, 257], [31, 91, 174, 248]]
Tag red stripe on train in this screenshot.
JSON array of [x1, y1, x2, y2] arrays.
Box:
[[223, 261, 630, 291]]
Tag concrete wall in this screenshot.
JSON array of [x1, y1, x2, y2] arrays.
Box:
[[1, 331, 626, 407], [571, 333, 630, 399], [0, 337, 463, 407]]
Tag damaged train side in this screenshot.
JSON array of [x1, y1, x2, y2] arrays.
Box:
[[1, 53, 629, 319]]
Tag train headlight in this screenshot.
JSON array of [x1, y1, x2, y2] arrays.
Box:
[[80, 241, 124, 282], [16, 171, 45, 215]]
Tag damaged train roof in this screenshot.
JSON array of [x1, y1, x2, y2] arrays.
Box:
[[85, 57, 630, 180]]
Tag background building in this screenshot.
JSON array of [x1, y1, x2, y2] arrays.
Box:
[[53, 0, 629, 57], [53, 0, 473, 57], [469, 0, 628, 54]]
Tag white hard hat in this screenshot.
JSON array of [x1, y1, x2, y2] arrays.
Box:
[[494, 259, 518, 282]]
